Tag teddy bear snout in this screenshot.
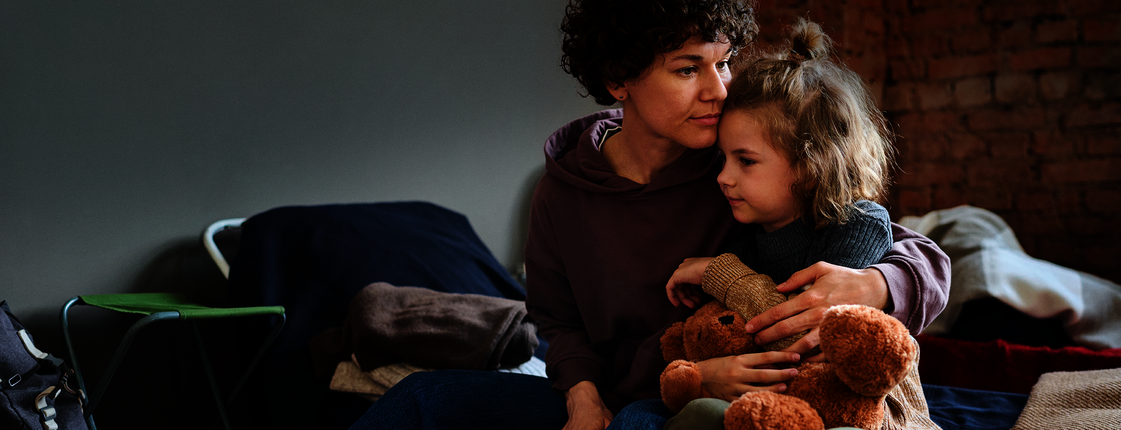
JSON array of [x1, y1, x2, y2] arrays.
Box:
[[718, 315, 735, 325]]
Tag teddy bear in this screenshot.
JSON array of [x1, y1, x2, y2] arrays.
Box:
[[659, 254, 917, 430]]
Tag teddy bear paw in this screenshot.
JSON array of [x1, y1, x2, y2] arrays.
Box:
[[660, 360, 708, 413], [724, 391, 824, 430]]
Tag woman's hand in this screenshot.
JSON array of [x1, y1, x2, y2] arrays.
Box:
[[563, 381, 613, 430], [744, 261, 890, 355], [695, 352, 801, 402], [665, 257, 716, 308]]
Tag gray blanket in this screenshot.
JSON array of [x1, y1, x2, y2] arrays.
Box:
[[900, 205, 1121, 349]]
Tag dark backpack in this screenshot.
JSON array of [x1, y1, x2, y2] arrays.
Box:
[[1, 301, 88, 430]]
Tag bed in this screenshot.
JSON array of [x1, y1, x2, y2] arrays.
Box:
[[216, 201, 1121, 429]]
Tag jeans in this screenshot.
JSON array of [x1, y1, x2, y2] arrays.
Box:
[[348, 370, 671, 430]]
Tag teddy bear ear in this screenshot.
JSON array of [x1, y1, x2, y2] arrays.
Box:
[[661, 321, 687, 362]]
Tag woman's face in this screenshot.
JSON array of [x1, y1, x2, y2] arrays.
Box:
[[716, 109, 800, 232], [615, 37, 732, 150]]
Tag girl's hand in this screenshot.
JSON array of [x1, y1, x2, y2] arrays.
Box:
[[665, 257, 715, 308], [696, 351, 801, 402], [744, 261, 890, 354], [563, 381, 613, 430]]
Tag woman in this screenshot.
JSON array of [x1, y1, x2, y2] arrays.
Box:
[[525, 0, 947, 428], [351, 1, 948, 429]]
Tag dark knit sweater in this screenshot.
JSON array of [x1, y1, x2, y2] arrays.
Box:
[[727, 200, 893, 284]]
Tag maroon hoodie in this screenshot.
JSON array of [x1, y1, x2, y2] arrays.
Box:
[[524, 109, 949, 412]]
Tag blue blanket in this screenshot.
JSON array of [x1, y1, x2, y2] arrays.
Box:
[[227, 202, 528, 429]]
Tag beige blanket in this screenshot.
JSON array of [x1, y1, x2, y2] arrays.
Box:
[[1012, 367, 1121, 429]]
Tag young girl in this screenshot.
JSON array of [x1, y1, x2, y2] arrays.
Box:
[[663, 19, 937, 430]]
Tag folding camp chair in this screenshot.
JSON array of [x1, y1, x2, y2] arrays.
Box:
[[59, 219, 283, 430]]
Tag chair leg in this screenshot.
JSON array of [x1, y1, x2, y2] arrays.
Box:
[[225, 313, 286, 406], [192, 322, 233, 430]]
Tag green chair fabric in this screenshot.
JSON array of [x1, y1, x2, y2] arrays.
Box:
[[78, 293, 284, 320]]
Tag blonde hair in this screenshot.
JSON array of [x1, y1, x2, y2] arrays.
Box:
[[725, 19, 895, 228]]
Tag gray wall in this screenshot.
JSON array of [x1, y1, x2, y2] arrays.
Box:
[[1, 1, 600, 346]]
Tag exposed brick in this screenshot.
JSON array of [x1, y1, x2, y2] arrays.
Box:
[[1039, 71, 1080, 100], [1087, 189, 1121, 212], [1016, 190, 1057, 211], [994, 74, 1036, 103], [1064, 103, 1121, 128], [898, 188, 932, 210], [886, 30, 912, 58], [1084, 73, 1121, 100], [890, 60, 926, 80], [967, 186, 1015, 210], [1041, 158, 1121, 183], [1065, 215, 1113, 236], [1031, 130, 1077, 157], [896, 162, 966, 185], [1056, 189, 1083, 213], [911, 34, 952, 58], [1009, 47, 1073, 71], [883, 83, 915, 111], [951, 29, 993, 53], [1077, 46, 1121, 68], [983, 2, 1060, 22], [885, 0, 910, 15], [909, 134, 950, 160], [929, 55, 998, 79], [923, 111, 963, 133], [954, 77, 993, 107], [967, 107, 1048, 131], [1066, 0, 1121, 16], [1009, 212, 1064, 236], [1086, 129, 1121, 155], [1036, 19, 1079, 43], [984, 132, 1032, 158], [917, 82, 954, 110], [1084, 17, 1121, 42], [997, 22, 1032, 48], [967, 160, 1035, 183], [949, 132, 988, 159], [932, 186, 969, 209], [912, 8, 979, 31], [912, 0, 986, 8]]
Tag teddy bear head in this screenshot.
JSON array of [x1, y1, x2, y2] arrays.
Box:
[[662, 300, 756, 363]]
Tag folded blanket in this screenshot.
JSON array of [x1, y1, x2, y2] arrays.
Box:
[[344, 282, 538, 371], [900, 206, 1121, 349], [1011, 367, 1121, 429]]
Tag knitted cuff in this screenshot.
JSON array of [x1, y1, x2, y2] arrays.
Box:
[[702, 254, 786, 321]]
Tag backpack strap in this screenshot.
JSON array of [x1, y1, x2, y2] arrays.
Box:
[[36, 385, 62, 430]]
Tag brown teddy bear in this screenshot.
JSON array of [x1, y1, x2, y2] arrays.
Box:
[[659, 254, 917, 430]]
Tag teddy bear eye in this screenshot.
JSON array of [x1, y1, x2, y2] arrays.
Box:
[[718, 315, 735, 325]]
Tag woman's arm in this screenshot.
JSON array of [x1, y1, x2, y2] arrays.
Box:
[[744, 225, 949, 353], [737, 204, 949, 354]]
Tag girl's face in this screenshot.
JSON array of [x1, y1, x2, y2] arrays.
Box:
[[716, 110, 800, 232], [613, 37, 732, 150]]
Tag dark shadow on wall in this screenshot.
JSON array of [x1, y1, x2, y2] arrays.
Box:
[[508, 165, 547, 286]]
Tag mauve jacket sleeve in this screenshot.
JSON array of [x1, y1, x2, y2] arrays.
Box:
[[873, 223, 951, 335]]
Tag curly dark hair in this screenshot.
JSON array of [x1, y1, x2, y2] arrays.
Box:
[[560, 0, 759, 105]]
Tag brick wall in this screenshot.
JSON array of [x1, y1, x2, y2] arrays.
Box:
[[755, 0, 1121, 283]]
